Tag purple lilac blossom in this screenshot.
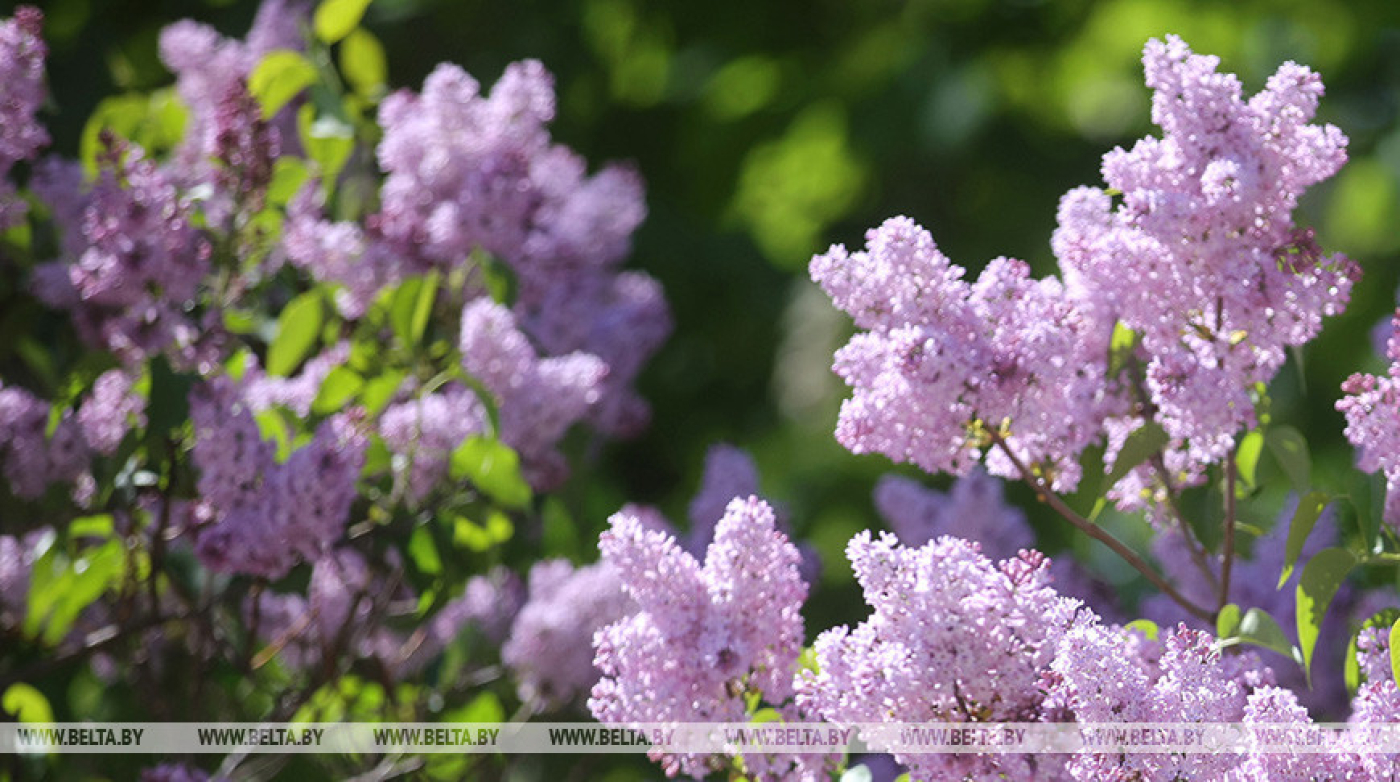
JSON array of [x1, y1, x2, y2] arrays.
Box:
[[1056, 37, 1356, 505], [798, 534, 1077, 781], [1338, 310, 1400, 529], [31, 141, 215, 368], [377, 387, 488, 504], [0, 7, 48, 228], [190, 378, 366, 579], [0, 383, 93, 498], [77, 369, 146, 455], [158, 0, 307, 178], [590, 497, 822, 779], [458, 298, 605, 490], [502, 559, 634, 710], [140, 763, 213, 782], [685, 443, 762, 551]]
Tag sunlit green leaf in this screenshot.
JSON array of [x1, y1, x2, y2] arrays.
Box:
[[312, 366, 363, 414], [1236, 430, 1264, 490], [314, 0, 373, 44], [2, 683, 54, 724], [340, 27, 387, 99], [267, 290, 324, 377], [449, 436, 532, 509], [1296, 547, 1356, 681], [249, 50, 318, 119]]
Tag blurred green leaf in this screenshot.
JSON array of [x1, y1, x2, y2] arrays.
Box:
[[267, 157, 312, 207], [2, 683, 54, 724], [249, 50, 318, 119], [360, 370, 406, 416], [297, 104, 355, 191], [340, 27, 387, 99], [1125, 618, 1159, 641], [1216, 603, 1240, 639], [1236, 430, 1264, 490], [315, 0, 373, 44], [267, 290, 324, 377], [391, 273, 438, 349], [1267, 425, 1311, 494], [312, 366, 364, 414], [449, 436, 532, 509]]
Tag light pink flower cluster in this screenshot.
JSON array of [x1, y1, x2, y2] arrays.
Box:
[[0, 6, 48, 228], [1338, 311, 1400, 529]]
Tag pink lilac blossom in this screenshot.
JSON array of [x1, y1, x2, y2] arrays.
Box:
[[1226, 686, 1352, 781], [0, 530, 48, 628], [798, 534, 1077, 781], [31, 141, 215, 367], [590, 497, 818, 779], [140, 763, 212, 782], [458, 298, 605, 489], [377, 387, 488, 504], [502, 559, 634, 710], [1338, 310, 1400, 529], [812, 218, 1108, 492], [1055, 37, 1356, 498], [685, 443, 762, 551], [281, 189, 403, 318], [210, 80, 281, 216], [0, 7, 48, 228], [240, 342, 352, 417], [190, 378, 366, 579]]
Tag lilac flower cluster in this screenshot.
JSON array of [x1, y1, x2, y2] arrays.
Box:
[[0, 372, 145, 501], [1338, 310, 1400, 529], [158, 0, 305, 179], [590, 497, 816, 779], [814, 37, 1355, 508], [190, 378, 366, 579], [32, 145, 215, 368], [502, 560, 634, 709], [1056, 37, 1356, 495], [799, 535, 1078, 781], [812, 218, 1106, 491], [285, 56, 670, 463], [0, 6, 48, 229]]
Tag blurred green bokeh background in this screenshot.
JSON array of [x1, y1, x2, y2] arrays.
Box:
[[16, 0, 1400, 625]]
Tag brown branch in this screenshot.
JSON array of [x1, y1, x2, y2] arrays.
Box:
[[987, 431, 1216, 624]]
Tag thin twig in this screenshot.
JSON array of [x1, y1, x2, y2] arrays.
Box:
[[987, 431, 1216, 624], [1150, 453, 1220, 592]]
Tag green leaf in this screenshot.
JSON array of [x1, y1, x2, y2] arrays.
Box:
[[340, 27, 387, 99], [312, 366, 364, 414], [79, 89, 189, 177], [1236, 430, 1264, 490], [406, 527, 442, 576], [840, 765, 874, 782], [267, 290, 324, 377], [223, 308, 259, 335], [25, 540, 125, 645], [1216, 603, 1241, 639], [390, 273, 439, 348], [248, 50, 318, 119], [1296, 547, 1357, 680], [298, 104, 355, 192], [2, 683, 54, 724], [449, 436, 532, 509], [1347, 609, 1400, 695], [451, 510, 514, 552], [1267, 425, 1311, 493], [69, 514, 114, 540], [1105, 422, 1169, 488], [267, 157, 312, 207], [541, 496, 579, 559], [1390, 619, 1400, 688], [447, 691, 504, 724], [1237, 607, 1295, 659], [359, 370, 406, 416], [1278, 491, 1330, 589], [1106, 321, 1139, 377], [1124, 618, 1160, 641], [314, 0, 373, 44]]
